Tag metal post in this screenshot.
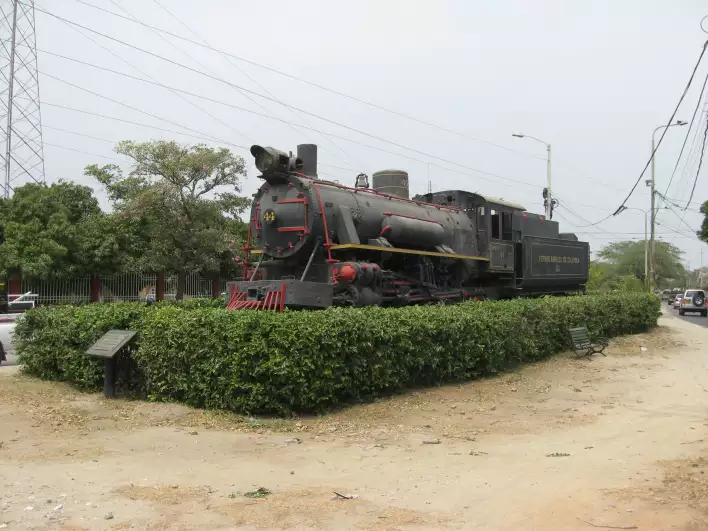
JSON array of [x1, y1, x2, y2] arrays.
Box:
[[103, 358, 117, 398], [643, 211, 648, 288], [650, 133, 656, 289], [546, 143, 552, 219], [248, 252, 265, 281], [4, 0, 18, 199], [648, 120, 687, 289], [300, 238, 322, 281]]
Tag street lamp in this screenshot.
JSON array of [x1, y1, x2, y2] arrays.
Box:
[[648, 120, 687, 288], [512, 132, 552, 219]]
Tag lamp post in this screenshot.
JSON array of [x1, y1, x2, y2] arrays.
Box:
[[512, 133, 552, 219], [649, 120, 687, 288]]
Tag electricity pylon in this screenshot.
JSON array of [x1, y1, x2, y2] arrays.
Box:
[[0, 0, 45, 198]]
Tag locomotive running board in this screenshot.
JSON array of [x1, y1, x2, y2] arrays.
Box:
[[329, 243, 489, 261]]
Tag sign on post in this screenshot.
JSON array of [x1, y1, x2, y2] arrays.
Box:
[[85, 330, 137, 398]]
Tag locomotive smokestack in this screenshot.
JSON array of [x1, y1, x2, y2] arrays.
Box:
[[297, 144, 318, 179]]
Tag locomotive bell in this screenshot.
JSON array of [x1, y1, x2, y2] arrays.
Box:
[[250, 145, 303, 174]]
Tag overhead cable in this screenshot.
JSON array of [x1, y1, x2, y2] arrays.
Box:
[[612, 39, 708, 216], [40, 64, 544, 190], [108, 0, 363, 170], [663, 71, 708, 196], [37, 1, 545, 162], [43, 101, 249, 150], [685, 112, 708, 207]]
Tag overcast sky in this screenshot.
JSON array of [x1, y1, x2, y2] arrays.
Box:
[[26, 0, 708, 268]]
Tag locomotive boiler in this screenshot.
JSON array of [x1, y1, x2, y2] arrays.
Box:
[[226, 143, 589, 310]]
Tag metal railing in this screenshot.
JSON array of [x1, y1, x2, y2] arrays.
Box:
[[19, 273, 217, 305], [21, 277, 91, 305]]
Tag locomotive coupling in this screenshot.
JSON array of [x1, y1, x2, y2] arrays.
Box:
[[251, 145, 304, 174]]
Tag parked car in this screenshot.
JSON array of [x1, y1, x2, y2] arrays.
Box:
[[0, 313, 20, 365], [673, 294, 683, 309], [678, 289, 707, 317]]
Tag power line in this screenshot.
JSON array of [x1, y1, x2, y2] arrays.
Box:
[[44, 141, 119, 160], [663, 70, 708, 196], [31, 12, 543, 185], [663, 194, 704, 206], [147, 0, 367, 171], [41, 71, 252, 149], [53, 0, 546, 163], [44, 121, 352, 173], [663, 200, 700, 235], [612, 39, 708, 216], [559, 209, 614, 228], [43, 124, 114, 143], [556, 205, 619, 238], [685, 112, 708, 207], [666, 97, 708, 208], [108, 0, 363, 171], [39, 64, 545, 191], [55, 11, 253, 145], [43, 102, 249, 151]]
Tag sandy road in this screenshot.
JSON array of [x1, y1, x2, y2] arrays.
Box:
[[1, 310, 707, 530]]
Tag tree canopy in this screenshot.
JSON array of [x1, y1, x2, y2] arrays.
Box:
[[85, 140, 249, 299], [699, 200, 708, 243], [0, 141, 250, 299], [589, 239, 687, 292], [0, 181, 123, 279]]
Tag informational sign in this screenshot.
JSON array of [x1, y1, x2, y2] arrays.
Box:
[[86, 330, 137, 359], [529, 241, 588, 278]]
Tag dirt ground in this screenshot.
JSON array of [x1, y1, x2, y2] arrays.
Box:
[[1, 309, 708, 531]]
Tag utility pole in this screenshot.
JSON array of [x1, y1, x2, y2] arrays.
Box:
[[643, 210, 648, 288], [0, 0, 45, 197], [545, 143, 552, 219], [617, 206, 649, 289], [511, 132, 553, 218], [648, 120, 687, 289]]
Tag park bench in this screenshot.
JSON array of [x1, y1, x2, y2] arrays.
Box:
[[568, 326, 608, 359]]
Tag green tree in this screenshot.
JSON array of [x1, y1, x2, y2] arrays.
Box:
[[0, 181, 123, 279], [699, 200, 708, 243], [85, 140, 249, 299], [596, 240, 685, 288]]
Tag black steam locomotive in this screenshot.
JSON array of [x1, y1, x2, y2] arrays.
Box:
[[226, 144, 589, 310]]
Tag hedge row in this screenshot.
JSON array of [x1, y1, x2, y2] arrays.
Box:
[[15, 293, 661, 415]]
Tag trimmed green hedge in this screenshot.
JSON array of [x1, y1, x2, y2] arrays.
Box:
[[15, 293, 660, 415]]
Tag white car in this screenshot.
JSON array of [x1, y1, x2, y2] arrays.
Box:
[[673, 294, 683, 309], [0, 313, 19, 364], [679, 289, 707, 317]]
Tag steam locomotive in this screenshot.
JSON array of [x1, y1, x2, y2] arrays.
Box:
[[226, 144, 589, 310]]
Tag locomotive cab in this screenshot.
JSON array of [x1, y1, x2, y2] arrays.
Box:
[[472, 196, 525, 273]]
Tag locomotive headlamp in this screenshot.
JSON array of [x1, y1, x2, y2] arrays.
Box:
[[250, 145, 303, 174]]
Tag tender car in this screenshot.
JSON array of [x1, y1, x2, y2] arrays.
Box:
[[673, 294, 683, 309], [679, 289, 707, 317]]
